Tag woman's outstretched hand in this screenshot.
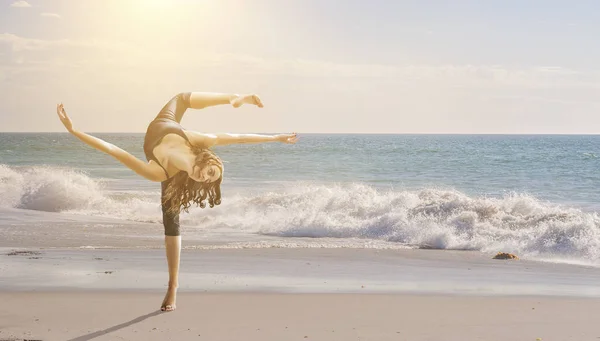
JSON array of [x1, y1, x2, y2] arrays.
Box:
[[231, 94, 264, 108], [277, 133, 298, 144], [56, 103, 74, 132]]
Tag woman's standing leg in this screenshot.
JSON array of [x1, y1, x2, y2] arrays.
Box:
[[161, 178, 181, 311]]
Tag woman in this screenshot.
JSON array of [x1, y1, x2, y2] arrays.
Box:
[[56, 92, 298, 311]]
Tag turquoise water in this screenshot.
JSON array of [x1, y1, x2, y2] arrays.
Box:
[[1, 133, 599, 208], [1, 133, 600, 264]]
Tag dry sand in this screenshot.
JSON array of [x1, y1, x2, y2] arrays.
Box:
[[2, 292, 600, 341]]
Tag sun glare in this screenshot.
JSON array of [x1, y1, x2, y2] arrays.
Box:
[[140, 0, 177, 10]]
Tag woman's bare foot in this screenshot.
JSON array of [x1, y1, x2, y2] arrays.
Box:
[[161, 286, 177, 312], [231, 94, 264, 108]]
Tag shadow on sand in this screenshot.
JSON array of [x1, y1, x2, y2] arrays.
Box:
[[66, 310, 163, 341]]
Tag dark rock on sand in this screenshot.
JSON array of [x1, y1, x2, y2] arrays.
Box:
[[493, 252, 519, 260]]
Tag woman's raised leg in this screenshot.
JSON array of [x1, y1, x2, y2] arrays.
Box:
[[157, 92, 263, 123], [191, 92, 263, 109]]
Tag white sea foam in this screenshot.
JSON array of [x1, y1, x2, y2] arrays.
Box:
[[0, 165, 160, 222], [0, 164, 107, 211], [2, 165, 600, 264]]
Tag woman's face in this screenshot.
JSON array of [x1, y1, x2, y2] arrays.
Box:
[[190, 163, 222, 183]]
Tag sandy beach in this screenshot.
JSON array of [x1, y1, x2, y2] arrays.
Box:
[[2, 245, 600, 341], [3, 292, 600, 341]]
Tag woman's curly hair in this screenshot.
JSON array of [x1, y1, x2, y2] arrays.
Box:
[[162, 146, 223, 214]]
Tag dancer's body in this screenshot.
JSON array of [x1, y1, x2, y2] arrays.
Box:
[[56, 92, 297, 311]]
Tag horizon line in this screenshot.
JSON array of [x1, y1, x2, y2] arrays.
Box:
[[1, 131, 600, 135]]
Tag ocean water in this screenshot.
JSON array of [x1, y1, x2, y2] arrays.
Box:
[[1, 133, 600, 265]]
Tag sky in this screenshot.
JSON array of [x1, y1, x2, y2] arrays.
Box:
[[1, 0, 599, 133]]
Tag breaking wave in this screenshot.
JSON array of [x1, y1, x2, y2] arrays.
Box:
[[2, 164, 600, 263]]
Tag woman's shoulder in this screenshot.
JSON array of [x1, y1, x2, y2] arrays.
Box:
[[183, 130, 217, 148]]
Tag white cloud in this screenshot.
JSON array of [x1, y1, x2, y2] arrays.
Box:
[[0, 33, 70, 51], [40, 13, 61, 19], [195, 54, 599, 89], [0, 33, 127, 52], [0, 33, 598, 92], [10, 1, 31, 8]]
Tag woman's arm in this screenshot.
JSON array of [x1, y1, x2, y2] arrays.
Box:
[[185, 131, 298, 147], [216, 133, 297, 146], [57, 104, 167, 182]]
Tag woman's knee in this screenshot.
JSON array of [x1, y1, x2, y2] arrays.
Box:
[[162, 205, 181, 236], [163, 216, 181, 236], [177, 92, 191, 105], [164, 226, 180, 236]]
